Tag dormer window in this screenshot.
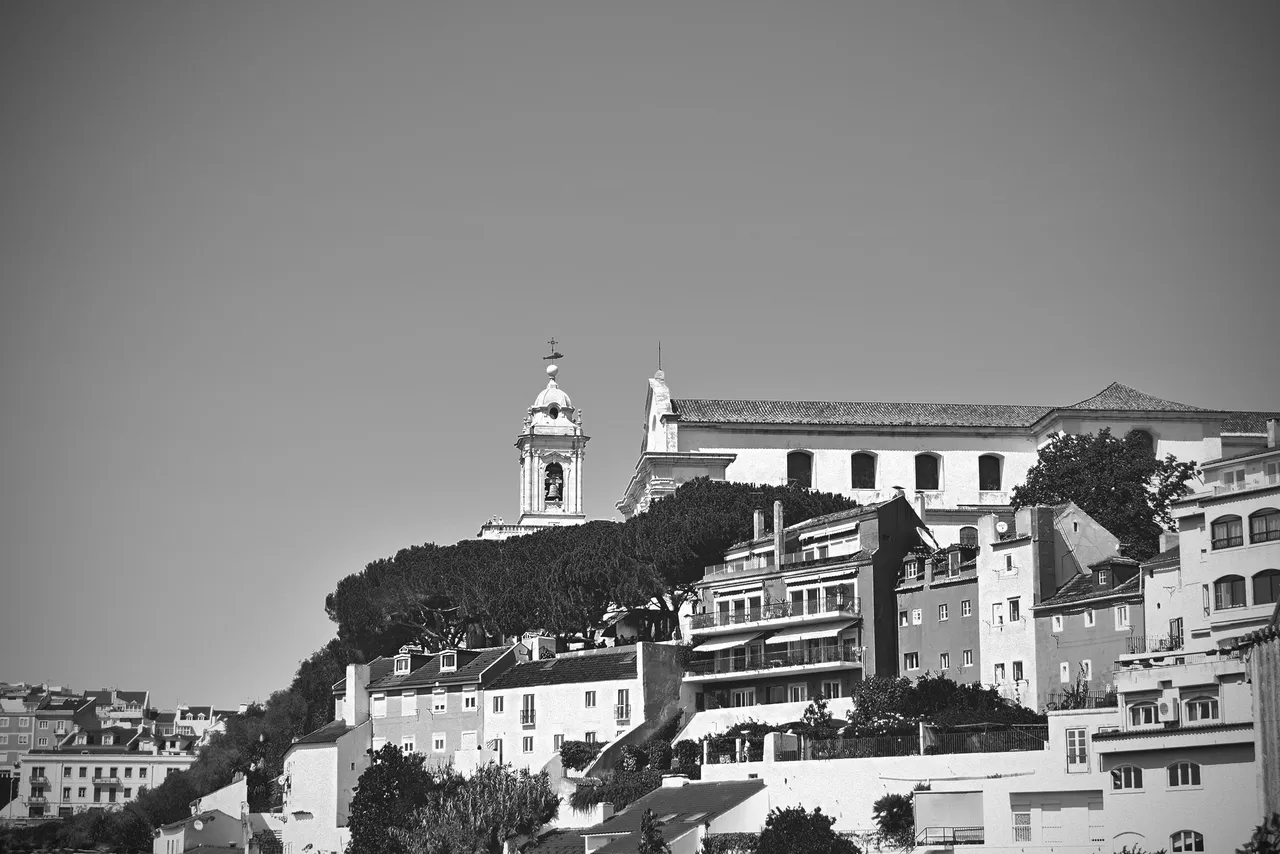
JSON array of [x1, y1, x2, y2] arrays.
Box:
[[440, 652, 458, 673], [395, 656, 411, 674], [1096, 569, 1110, 588], [102, 735, 114, 746], [75, 735, 87, 745]]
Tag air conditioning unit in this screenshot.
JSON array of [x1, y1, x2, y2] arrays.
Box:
[[1158, 689, 1180, 722]]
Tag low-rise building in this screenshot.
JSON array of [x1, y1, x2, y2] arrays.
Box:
[[897, 543, 982, 680], [581, 777, 768, 854]]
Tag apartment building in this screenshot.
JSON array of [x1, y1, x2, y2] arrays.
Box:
[[897, 542, 983, 680]]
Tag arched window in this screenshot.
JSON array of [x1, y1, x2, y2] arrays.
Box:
[[1170, 830, 1204, 852], [1168, 761, 1202, 788], [1213, 575, 1246, 610], [959, 526, 979, 548], [544, 462, 564, 502], [1250, 508, 1280, 544], [1128, 429, 1155, 457], [1254, 569, 1280, 606], [1184, 696, 1218, 722], [1129, 702, 1158, 727], [978, 454, 1002, 492], [1211, 515, 1243, 549], [915, 453, 941, 491], [787, 451, 812, 489], [1110, 765, 1143, 790], [851, 453, 876, 490]]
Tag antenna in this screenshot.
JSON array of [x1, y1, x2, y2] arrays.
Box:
[[658, 341, 662, 372]]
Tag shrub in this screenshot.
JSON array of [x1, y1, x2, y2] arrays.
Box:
[[673, 739, 701, 769], [756, 806, 860, 854], [1238, 813, 1280, 854], [568, 769, 664, 814], [872, 792, 914, 849], [560, 739, 603, 772]]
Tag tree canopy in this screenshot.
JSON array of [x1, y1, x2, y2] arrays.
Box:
[[1011, 428, 1197, 561], [326, 479, 859, 658], [756, 806, 860, 854]]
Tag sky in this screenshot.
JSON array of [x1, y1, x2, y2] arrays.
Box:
[[1, 1, 1278, 710]]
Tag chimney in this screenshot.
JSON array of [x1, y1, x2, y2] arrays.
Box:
[[661, 774, 691, 788], [1159, 531, 1180, 554], [342, 664, 370, 726], [891, 485, 906, 499], [915, 492, 927, 527], [1269, 418, 1278, 448], [753, 509, 765, 541], [773, 500, 784, 564]]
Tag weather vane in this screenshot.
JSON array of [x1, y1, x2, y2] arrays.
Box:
[[544, 337, 563, 360]]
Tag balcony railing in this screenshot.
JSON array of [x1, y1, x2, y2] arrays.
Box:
[[1252, 528, 1280, 544], [686, 646, 863, 676], [519, 710, 535, 727], [27, 776, 49, 787], [1127, 635, 1183, 655], [1212, 536, 1244, 550], [916, 827, 984, 846], [26, 796, 47, 805], [691, 597, 860, 630], [1043, 691, 1118, 710], [93, 777, 121, 787], [614, 704, 631, 722]]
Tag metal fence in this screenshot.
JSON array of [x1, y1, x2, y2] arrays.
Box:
[[787, 735, 919, 761], [1044, 691, 1119, 710], [922, 727, 1049, 755], [1127, 635, 1183, 654], [916, 826, 985, 845]]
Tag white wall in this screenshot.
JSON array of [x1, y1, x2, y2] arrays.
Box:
[[281, 724, 371, 854], [978, 517, 1038, 708]]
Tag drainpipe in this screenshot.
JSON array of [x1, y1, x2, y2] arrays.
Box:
[[773, 500, 784, 565]]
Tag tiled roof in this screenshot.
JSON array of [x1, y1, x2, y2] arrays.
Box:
[[1062, 382, 1211, 413], [1140, 546, 1180, 569], [333, 656, 397, 695], [672, 398, 1052, 428], [1198, 443, 1280, 467], [1036, 573, 1140, 609], [488, 650, 638, 691], [585, 779, 765, 849], [1222, 412, 1280, 434], [179, 706, 213, 719], [291, 719, 353, 747], [528, 829, 587, 854], [368, 646, 514, 692]]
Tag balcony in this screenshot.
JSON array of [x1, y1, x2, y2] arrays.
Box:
[[27, 776, 49, 787], [916, 827, 984, 846], [27, 796, 47, 805], [519, 710, 535, 728], [93, 777, 121, 787], [1127, 635, 1183, 655], [1044, 691, 1118, 710], [614, 704, 631, 722], [690, 597, 861, 634], [685, 646, 863, 682]]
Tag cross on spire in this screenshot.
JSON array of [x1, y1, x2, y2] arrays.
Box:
[[543, 337, 564, 360]]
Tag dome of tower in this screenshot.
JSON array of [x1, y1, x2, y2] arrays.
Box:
[[532, 363, 573, 412]]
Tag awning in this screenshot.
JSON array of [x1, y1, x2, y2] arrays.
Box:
[[695, 631, 767, 653], [767, 620, 857, 643]]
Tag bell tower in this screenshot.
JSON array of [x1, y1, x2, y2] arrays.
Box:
[[517, 360, 588, 526], [478, 349, 589, 539]]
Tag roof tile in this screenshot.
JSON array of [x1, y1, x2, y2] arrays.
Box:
[[488, 650, 637, 691]]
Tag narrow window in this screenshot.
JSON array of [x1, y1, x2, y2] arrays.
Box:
[[915, 454, 940, 491], [1059, 662, 1070, 683], [938, 603, 948, 622], [939, 652, 950, 670], [787, 451, 813, 489], [1012, 660, 1024, 681], [961, 599, 972, 617], [851, 453, 876, 490], [962, 649, 973, 667], [1184, 696, 1218, 722], [1066, 728, 1088, 771], [978, 455, 1002, 491], [1168, 762, 1202, 787], [1129, 703, 1158, 726]]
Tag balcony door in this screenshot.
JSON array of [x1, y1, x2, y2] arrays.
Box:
[[731, 689, 755, 707]]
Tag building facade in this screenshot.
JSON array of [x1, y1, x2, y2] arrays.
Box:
[[897, 543, 982, 680]]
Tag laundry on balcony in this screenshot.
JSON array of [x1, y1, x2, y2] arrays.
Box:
[[693, 631, 768, 652], [766, 620, 857, 643]]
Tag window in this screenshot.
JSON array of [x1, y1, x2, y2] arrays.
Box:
[[1066, 728, 1088, 771], [959, 526, 978, 548], [585, 731, 597, 744], [1012, 661, 1024, 682], [1052, 614, 1064, 633], [38, 721, 48, 730], [77, 787, 85, 798], [961, 599, 972, 617], [138, 768, 146, 779], [401, 737, 415, 754], [915, 454, 940, 491], [432, 733, 445, 753], [899, 610, 909, 627], [1252, 510, 1280, 543], [1254, 570, 1280, 606], [123, 788, 131, 798], [371, 694, 386, 718], [1096, 569, 1110, 587], [439, 652, 457, 672], [1012, 809, 1031, 842], [1214, 575, 1247, 610], [1184, 696, 1218, 722], [994, 662, 1006, 682], [18, 718, 29, 728], [522, 736, 534, 754], [463, 690, 477, 710], [553, 734, 564, 751], [1129, 702, 1158, 726], [1170, 830, 1204, 852], [616, 689, 631, 720], [93, 788, 101, 803], [1168, 762, 1202, 788], [1081, 660, 1092, 681], [1060, 662, 1070, 683], [79, 768, 86, 778], [992, 602, 1005, 625], [978, 454, 1002, 491], [821, 680, 841, 698], [939, 652, 950, 670], [1111, 765, 1143, 790], [787, 451, 812, 489], [0, 717, 6, 727], [0, 735, 6, 745], [18, 735, 28, 745], [851, 452, 876, 490], [493, 695, 504, 714], [789, 684, 808, 702], [1222, 468, 1246, 491], [584, 691, 596, 708], [1212, 515, 1244, 549], [911, 608, 922, 625], [402, 691, 417, 718], [903, 652, 920, 671], [938, 603, 949, 622], [394, 656, 410, 674], [62, 767, 71, 778], [1008, 598, 1020, 622], [37, 737, 47, 747], [1084, 609, 1095, 628], [963, 649, 973, 667], [432, 691, 447, 713], [1115, 605, 1130, 629], [521, 694, 535, 726], [124, 768, 131, 778]]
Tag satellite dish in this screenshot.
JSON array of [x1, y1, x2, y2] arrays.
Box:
[[996, 521, 1009, 534], [192, 820, 204, 831]]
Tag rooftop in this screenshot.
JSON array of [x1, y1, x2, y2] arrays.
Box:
[[488, 649, 637, 691], [1035, 572, 1140, 609], [585, 779, 765, 851], [368, 646, 514, 691], [290, 719, 354, 747]]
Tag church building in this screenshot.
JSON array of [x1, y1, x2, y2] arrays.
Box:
[[478, 359, 589, 540]]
